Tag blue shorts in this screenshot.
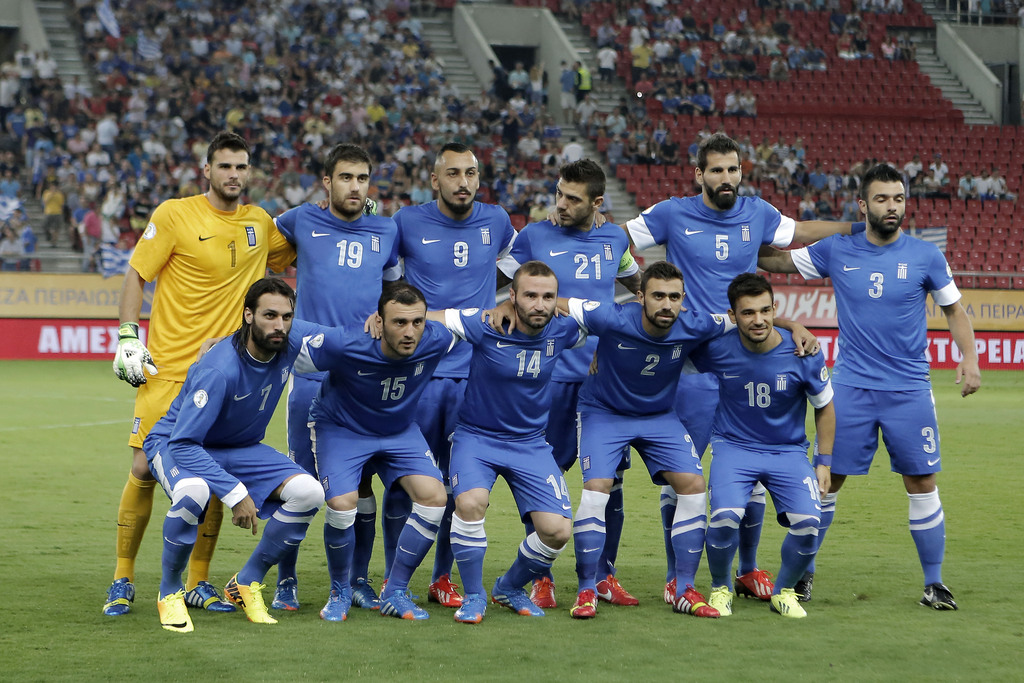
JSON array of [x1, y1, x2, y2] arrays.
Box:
[[286, 373, 320, 475], [414, 377, 467, 478], [832, 385, 941, 477], [674, 372, 718, 457], [579, 409, 702, 485], [449, 427, 572, 522], [311, 421, 442, 500], [149, 442, 307, 520], [546, 380, 582, 471], [708, 440, 821, 525]]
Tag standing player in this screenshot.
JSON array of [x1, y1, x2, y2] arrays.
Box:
[[496, 159, 641, 609], [270, 143, 401, 611], [758, 164, 980, 609], [106, 131, 295, 616], [145, 278, 324, 632], [298, 283, 457, 622], [688, 273, 834, 619], [564, 261, 730, 620], [385, 142, 518, 608], [442, 262, 584, 624], [624, 132, 856, 603]]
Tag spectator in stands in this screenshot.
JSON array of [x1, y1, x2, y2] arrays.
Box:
[[597, 44, 618, 85], [974, 168, 996, 199], [561, 137, 585, 164], [922, 168, 950, 199], [678, 46, 702, 79], [896, 32, 916, 60], [904, 153, 924, 188], [853, 30, 874, 58], [41, 180, 65, 248], [724, 89, 742, 115], [929, 153, 949, 184], [804, 42, 828, 70], [560, 61, 577, 123], [989, 169, 1015, 200], [508, 62, 530, 98], [574, 92, 598, 132], [0, 168, 19, 198], [575, 61, 593, 103], [808, 163, 829, 192], [881, 36, 898, 60], [657, 130, 680, 165], [606, 134, 627, 173], [837, 33, 857, 60], [769, 55, 790, 81], [632, 39, 654, 84], [957, 172, 979, 200], [0, 222, 22, 270]]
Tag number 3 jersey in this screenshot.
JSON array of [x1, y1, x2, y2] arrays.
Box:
[[130, 195, 296, 381], [687, 329, 833, 450], [791, 231, 960, 391]]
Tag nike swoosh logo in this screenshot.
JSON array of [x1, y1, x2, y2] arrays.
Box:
[[687, 548, 703, 554], [399, 546, 415, 555], [549, 250, 568, 256], [617, 343, 636, 350], [496, 341, 514, 348], [580, 547, 600, 553], [927, 457, 940, 466], [684, 228, 702, 235], [422, 238, 440, 244], [233, 393, 251, 400], [357, 370, 376, 376], [843, 265, 860, 271], [722, 373, 740, 379], [312, 231, 330, 237], [198, 235, 215, 241]]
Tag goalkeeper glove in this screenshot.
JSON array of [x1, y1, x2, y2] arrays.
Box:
[[363, 197, 378, 216], [113, 322, 158, 387]]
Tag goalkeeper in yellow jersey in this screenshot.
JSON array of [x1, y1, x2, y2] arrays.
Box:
[[104, 131, 296, 616]]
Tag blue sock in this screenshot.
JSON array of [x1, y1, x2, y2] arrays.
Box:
[[774, 513, 820, 593], [600, 483, 624, 577], [159, 481, 207, 597], [807, 492, 837, 574], [324, 507, 356, 592], [738, 484, 766, 575], [671, 492, 707, 588], [573, 489, 609, 592], [500, 532, 563, 591], [384, 503, 443, 597], [350, 496, 376, 583], [520, 516, 553, 582], [908, 488, 945, 585], [451, 514, 487, 596], [276, 545, 299, 585], [430, 494, 456, 582], [705, 506, 743, 588], [382, 487, 411, 580], [237, 477, 322, 586], [660, 486, 677, 582]]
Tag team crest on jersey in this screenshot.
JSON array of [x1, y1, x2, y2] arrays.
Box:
[[672, 344, 683, 360], [481, 228, 491, 245], [451, 473, 459, 488], [776, 374, 788, 391], [281, 366, 291, 383], [581, 456, 591, 471], [132, 417, 141, 434], [462, 308, 480, 316], [582, 300, 601, 311], [897, 262, 908, 280], [193, 390, 209, 408], [820, 365, 830, 382], [371, 235, 380, 252], [308, 333, 324, 348], [546, 339, 555, 357], [414, 362, 424, 376], [245, 226, 256, 247], [170, 466, 179, 477], [603, 243, 613, 260], [320, 475, 329, 490], [741, 225, 750, 242], [711, 314, 725, 325], [143, 222, 156, 240]]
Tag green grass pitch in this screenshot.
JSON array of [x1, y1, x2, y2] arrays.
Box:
[[1, 361, 1021, 681]]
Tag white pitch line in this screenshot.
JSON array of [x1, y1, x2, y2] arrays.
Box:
[[0, 419, 125, 432]]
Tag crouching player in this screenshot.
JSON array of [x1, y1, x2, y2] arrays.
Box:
[[145, 278, 325, 632], [687, 273, 834, 619]]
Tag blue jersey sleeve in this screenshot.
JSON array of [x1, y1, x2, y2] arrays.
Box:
[[499, 224, 534, 277], [625, 199, 672, 250], [797, 236, 835, 279], [274, 207, 298, 244]]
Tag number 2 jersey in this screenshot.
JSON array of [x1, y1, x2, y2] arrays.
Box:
[[791, 231, 960, 390]]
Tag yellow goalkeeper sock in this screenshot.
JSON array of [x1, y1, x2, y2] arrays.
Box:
[[186, 496, 224, 591], [114, 472, 157, 582]]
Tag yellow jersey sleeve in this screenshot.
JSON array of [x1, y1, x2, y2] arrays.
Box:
[[267, 216, 297, 273], [134, 195, 281, 380]]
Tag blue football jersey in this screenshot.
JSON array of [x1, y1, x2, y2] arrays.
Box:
[[569, 298, 730, 417], [688, 328, 834, 449], [395, 201, 517, 378], [148, 319, 322, 501], [444, 308, 585, 440], [792, 231, 959, 390], [296, 321, 457, 437], [498, 219, 637, 382], [625, 195, 795, 312], [275, 204, 401, 329]]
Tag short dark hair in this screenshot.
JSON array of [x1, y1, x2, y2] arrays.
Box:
[[641, 261, 683, 293], [559, 159, 605, 202], [233, 278, 295, 356], [434, 142, 474, 167], [697, 133, 742, 171], [207, 131, 249, 166], [511, 260, 557, 291], [859, 164, 904, 201], [377, 281, 427, 317], [324, 143, 372, 178], [727, 272, 773, 310]]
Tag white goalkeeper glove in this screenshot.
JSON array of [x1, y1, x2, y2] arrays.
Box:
[[113, 322, 157, 387]]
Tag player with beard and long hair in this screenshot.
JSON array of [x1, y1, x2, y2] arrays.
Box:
[[105, 132, 295, 617], [759, 164, 980, 611]]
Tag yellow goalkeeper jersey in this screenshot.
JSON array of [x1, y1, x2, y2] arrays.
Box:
[[129, 194, 295, 381]]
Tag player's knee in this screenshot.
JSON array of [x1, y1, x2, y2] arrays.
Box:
[[783, 512, 820, 535], [669, 473, 706, 495], [324, 505, 357, 530], [171, 477, 210, 513], [325, 492, 358, 514], [709, 507, 744, 530], [538, 520, 571, 549], [282, 474, 324, 511], [131, 449, 154, 479], [455, 490, 488, 521]]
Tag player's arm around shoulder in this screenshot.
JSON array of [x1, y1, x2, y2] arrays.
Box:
[[941, 301, 981, 396]]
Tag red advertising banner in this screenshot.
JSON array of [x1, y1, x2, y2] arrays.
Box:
[[808, 329, 1023, 369]]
